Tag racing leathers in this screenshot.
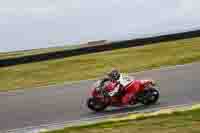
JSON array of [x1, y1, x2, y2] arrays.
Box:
[[101, 73, 138, 105], [108, 73, 131, 96]]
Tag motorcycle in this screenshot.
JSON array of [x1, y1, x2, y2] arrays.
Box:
[[87, 76, 160, 112]]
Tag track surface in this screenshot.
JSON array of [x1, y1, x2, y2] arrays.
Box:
[[0, 63, 200, 131]]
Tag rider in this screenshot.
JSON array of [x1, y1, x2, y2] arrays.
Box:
[[106, 69, 122, 96], [100, 69, 134, 101], [100, 69, 119, 92], [100, 68, 126, 93]]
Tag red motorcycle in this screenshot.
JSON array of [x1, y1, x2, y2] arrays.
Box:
[[87, 76, 159, 112]]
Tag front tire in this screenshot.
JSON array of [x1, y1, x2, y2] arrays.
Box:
[[87, 97, 108, 112]]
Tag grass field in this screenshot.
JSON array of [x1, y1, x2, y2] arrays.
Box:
[[0, 44, 81, 60], [0, 37, 200, 91], [44, 108, 200, 133]]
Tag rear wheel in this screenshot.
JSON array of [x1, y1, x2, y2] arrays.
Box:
[[87, 97, 108, 112], [141, 88, 159, 105]]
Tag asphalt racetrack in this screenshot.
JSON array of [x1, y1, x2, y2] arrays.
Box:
[[0, 62, 200, 131]]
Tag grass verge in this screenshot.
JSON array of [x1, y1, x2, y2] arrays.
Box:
[[0, 37, 200, 91], [43, 105, 200, 133]]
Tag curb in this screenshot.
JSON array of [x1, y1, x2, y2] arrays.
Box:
[[108, 104, 200, 122]]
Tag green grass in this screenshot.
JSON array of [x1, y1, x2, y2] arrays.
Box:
[[0, 37, 200, 91], [44, 108, 200, 133], [0, 45, 81, 60]]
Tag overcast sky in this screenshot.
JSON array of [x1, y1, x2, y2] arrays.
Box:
[[0, 0, 200, 52]]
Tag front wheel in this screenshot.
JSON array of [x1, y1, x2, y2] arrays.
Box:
[[141, 88, 159, 105], [87, 97, 108, 112]]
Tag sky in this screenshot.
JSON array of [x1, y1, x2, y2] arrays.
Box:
[[0, 0, 200, 52]]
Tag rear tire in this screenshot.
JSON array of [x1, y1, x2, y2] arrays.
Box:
[[141, 88, 159, 105], [87, 97, 108, 112]]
